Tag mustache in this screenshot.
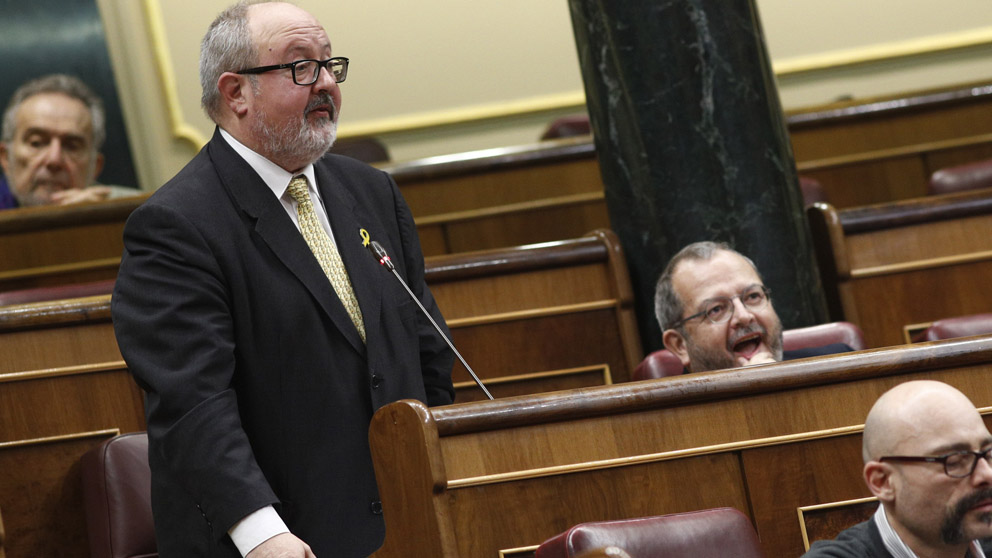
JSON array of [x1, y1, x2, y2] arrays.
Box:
[[941, 487, 992, 544], [726, 323, 766, 350], [305, 93, 336, 120]]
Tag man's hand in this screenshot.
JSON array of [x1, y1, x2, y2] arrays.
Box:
[[736, 350, 777, 368], [51, 186, 113, 205], [246, 533, 316, 558]]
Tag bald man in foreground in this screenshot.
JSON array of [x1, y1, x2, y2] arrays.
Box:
[[803, 381, 992, 557]]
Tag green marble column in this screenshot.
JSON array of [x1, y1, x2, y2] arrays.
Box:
[[568, 0, 828, 353]]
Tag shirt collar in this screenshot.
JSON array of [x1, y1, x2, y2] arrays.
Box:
[[875, 504, 986, 558], [218, 128, 320, 203]]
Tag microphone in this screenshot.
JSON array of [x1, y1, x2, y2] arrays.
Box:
[[367, 240, 494, 400]]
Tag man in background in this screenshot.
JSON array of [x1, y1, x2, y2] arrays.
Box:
[[654, 241, 849, 373], [111, 2, 454, 557], [803, 380, 992, 557], [0, 74, 136, 209]]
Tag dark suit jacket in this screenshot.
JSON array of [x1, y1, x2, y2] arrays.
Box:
[[112, 129, 454, 557]]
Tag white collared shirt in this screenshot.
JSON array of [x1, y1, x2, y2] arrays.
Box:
[[219, 128, 339, 247], [875, 504, 986, 558]]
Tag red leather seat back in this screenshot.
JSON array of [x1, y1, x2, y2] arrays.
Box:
[[915, 313, 992, 342], [535, 508, 764, 558], [541, 115, 592, 140], [632, 321, 865, 380], [80, 432, 157, 558], [928, 159, 992, 195], [0, 279, 116, 307]]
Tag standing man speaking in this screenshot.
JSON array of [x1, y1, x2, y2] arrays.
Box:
[[111, 2, 455, 557]]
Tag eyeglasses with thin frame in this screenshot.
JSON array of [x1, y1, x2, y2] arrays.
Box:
[[236, 57, 349, 86], [669, 284, 770, 330], [880, 448, 992, 478]]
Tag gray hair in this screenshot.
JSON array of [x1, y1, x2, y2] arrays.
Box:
[[2, 74, 106, 149], [199, 1, 267, 122], [653, 241, 762, 332]]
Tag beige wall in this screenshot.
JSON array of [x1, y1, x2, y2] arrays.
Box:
[[96, 0, 992, 191]]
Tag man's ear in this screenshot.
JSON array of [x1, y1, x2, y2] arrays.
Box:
[[0, 141, 10, 175], [864, 461, 896, 502], [218, 72, 250, 117], [663, 328, 692, 370]]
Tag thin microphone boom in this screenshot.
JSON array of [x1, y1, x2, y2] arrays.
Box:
[[367, 240, 494, 400]]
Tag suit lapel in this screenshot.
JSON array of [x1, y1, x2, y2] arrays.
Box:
[[315, 161, 384, 352], [206, 131, 366, 355]]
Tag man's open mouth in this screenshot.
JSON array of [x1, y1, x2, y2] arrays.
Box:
[[731, 332, 763, 359]]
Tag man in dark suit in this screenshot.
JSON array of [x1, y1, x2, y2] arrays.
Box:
[[110, 2, 454, 557], [653, 241, 848, 373], [803, 381, 992, 557]]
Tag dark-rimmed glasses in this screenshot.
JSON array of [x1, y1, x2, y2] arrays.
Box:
[[236, 57, 349, 86], [669, 285, 770, 330], [880, 448, 992, 478]]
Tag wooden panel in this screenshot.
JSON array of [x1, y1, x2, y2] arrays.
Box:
[[798, 497, 878, 552], [808, 192, 992, 348], [798, 157, 928, 208], [0, 431, 118, 558], [369, 335, 992, 558], [454, 365, 611, 403], [450, 308, 631, 385]]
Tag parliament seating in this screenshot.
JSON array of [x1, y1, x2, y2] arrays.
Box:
[[0, 278, 115, 307], [535, 508, 764, 558], [632, 321, 865, 380], [425, 230, 642, 400], [541, 114, 592, 140], [928, 158, 992, 195], [0, 506, 6, 558], [367, 334, 992, 558], [913, 313, 992, 342], [80, 433, 157, 558], [807, 189, 992, 348]]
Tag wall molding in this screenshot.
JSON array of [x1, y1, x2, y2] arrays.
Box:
[[143, 1, 992, 140]]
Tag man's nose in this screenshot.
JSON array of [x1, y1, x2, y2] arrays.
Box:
[[313, 63, 338, 93], [728, 296, 755, 326], [41, 139, 66, 167], [971, 454, 992, 485]]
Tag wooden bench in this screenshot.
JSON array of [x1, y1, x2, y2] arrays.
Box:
[[367, 335, 992, 558], [0, 296, 143, 557], [0, 195, 147, 293], [807, 188, 992, 348]]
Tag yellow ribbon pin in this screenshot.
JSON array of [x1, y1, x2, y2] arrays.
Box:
[[360, 228, 371, 247]]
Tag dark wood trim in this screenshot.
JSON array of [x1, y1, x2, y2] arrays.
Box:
[[837, 188, 992, 233], [431, 335, 992, 436], [0, 195, 148, 235]]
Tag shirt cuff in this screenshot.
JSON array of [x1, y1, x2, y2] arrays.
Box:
[[228, 505, 290, 556]]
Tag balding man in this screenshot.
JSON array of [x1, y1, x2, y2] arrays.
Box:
[[111, 1, 453, 557], [0, 74, 135, 208], [804, 381, 992, 557]]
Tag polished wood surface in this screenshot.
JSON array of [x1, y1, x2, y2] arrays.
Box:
[[369, 335, 992, 558], [808, 188, 992, 347], [0, 296, 143, 557], [0, 195, 147, 293], [425, 229, 642, 400]]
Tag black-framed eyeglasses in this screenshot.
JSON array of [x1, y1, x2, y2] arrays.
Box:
[[236, 57, 349, 86], [669, 285, 771, 330], [880, 448, 992, 478]]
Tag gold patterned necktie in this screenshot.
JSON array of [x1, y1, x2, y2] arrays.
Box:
[[287, 176, 366, 343]]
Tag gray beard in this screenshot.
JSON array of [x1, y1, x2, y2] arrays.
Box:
[[251, 95, 337, 169]]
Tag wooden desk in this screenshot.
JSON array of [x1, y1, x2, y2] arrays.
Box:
[[0, 296, 143, 557], [368, 335, 992, 558], [808, 188, 992, 348], [0, 194, 147, 293]]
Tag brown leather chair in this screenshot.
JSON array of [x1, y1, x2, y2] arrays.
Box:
[[541, 114, 592, 140], [535, 508, 765, 558], [928, 159, 992, 195], [80, 432, 158, 558], [632, 321, 865, 380], [913, 313, 992, 342], [328, 136, 390, 163], [799, 176, 827, 205], [0, 279, 116, 307]]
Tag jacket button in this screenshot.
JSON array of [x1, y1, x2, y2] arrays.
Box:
[[371, 500, 383, 515], [371, 374, 382, 389]]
